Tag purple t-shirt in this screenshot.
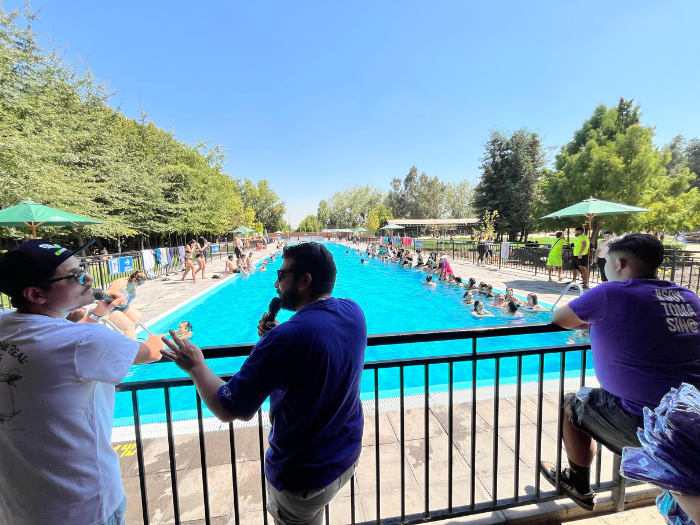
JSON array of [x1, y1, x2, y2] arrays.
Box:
[[217, 298, 366, 491], [569, 278, 700, 415]]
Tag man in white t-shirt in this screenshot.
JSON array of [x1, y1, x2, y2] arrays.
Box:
[[0, 240, 165, 525]]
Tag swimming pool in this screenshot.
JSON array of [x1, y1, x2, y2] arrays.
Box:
[[116, 243, 591, 426]]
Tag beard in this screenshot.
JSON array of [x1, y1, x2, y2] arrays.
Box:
[[278, 287, 301, 311]]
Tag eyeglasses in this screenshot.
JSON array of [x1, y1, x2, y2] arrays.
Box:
[[47, 268, 89, 285], [276, 269, 296, 281]]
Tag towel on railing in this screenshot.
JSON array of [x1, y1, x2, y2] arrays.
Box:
[[501, 242, 510, 261], [178, 246, 186, 262], [142, 250, 155, 274]]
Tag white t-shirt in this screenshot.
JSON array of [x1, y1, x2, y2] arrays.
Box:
[[0, 311, 139, 525]]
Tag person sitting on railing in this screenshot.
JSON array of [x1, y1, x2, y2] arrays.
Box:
[[472, 300, 494, 317], [0, 240, 165, 525], [542, 233, 700, 512], [160, 242, 366, 525], [521, 293, 548, 312]]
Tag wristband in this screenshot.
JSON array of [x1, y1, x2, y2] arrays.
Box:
[[87, 309, 104, 321]]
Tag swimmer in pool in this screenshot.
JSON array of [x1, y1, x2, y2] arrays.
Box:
[[502, 300, 523, 318], [472, 300, 494, 317], [175, 321, 193, 340], [522, 293, 548, 312], [423, 274, 437, 287], [491, 293, 508, 309], [462, 291, 474, 305]]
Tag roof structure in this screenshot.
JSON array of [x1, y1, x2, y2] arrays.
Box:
[[390, 218, 479, 226]]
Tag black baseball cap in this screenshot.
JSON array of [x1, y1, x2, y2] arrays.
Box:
[[0, 239, 95, 297]]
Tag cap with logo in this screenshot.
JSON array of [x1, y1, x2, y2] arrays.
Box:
[[0, 239, 94, 298]]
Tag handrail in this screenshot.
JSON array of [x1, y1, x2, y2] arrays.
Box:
[[550, 281, 583, 312], [143, 322, 568, 363]]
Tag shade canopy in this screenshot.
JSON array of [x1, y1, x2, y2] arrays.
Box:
[[354, 227, 368, 232], [231, 226, 256, 234], [380, 224, 405, 230], [273, 230, 284, 234], [541, 198, 649, 220], [0, 200, 102, 238]]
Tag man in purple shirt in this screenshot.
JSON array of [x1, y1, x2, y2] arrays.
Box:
[[542, 234, 700, 511], [161, 243, 367, 525]]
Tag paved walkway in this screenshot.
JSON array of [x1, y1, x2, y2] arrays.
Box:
[[131, 242, 279, 326]]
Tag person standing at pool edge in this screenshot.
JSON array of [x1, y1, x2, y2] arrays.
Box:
[[161, 242, 366, 525], [572, 226, 590, 289], [0, 240, 165, 525]]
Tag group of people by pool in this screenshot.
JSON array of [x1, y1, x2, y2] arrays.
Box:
[[347, 243, 552, 320]]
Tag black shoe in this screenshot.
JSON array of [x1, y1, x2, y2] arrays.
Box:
[[539, 461, 596, 511]]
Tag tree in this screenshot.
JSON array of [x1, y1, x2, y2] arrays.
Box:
[[366, 203, 393, 230], [235, 178, 287, 232], [321, 185, 385, 228], [664, 135, 700, 190], [444, 180, 475, 218], [541, 98, 700, 236], [297, 215, 320, 232], [473, 129, 546, 241]]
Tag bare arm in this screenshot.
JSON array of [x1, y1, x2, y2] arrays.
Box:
[[160, 330, 234, 422], [551, 304, 590, 330], [134, 335, 166, 364]]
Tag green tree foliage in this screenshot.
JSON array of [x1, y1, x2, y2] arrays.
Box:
[[473, 129, 546, 241], [385, 166, 473, 220], [664, 135, 700, 190], [541, 98, 700, 235], [0, 7, 283, 246], [297, 215, 320, 232], [235, 178, 287, 232], [321, 185, 385, 228]]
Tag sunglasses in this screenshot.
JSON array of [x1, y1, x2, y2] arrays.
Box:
[[276, 269, 297, 281], [48, 268, 89, 285]]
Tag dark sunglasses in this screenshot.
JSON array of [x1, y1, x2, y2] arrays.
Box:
[[276, 269, 296, 281], [47, 268, 89, 285]]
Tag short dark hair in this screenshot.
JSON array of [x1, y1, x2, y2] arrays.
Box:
[[607, 233, 664, 272], [575, 227, 584, 232], [603, 230, 613, 235], [556, 231, 563, 238], [283, 243, 337, 296], [507, 300, 519, 313]]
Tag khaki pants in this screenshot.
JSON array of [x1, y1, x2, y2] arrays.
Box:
[[266, 461, 357, 525]]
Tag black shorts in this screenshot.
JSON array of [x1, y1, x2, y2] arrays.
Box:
[[575, 252, 589, 268], [234, 247, 242, 258], [568, 387, 643, 455]]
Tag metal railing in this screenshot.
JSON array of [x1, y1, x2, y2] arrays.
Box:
[[115, 323, 637, 525]]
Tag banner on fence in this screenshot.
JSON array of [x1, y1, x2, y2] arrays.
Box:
[[108, 256, 134, 275], [415, 240, 423, 248], [211, 244, 220, 254]]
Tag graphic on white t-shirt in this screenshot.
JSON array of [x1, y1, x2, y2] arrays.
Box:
[[0, 368, 22, 423]]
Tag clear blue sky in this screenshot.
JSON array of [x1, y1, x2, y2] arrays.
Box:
[[9, 0, 700, 226]]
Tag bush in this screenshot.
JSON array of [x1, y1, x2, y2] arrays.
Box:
[[662, 239, 687, 251]]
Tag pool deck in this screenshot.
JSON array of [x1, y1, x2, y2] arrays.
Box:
[[109, 241, 654, 525]]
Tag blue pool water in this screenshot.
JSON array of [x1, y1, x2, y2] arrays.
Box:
[[116, 243, 591, 426]]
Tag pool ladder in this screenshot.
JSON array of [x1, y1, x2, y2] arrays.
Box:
[[550, 281, 584, 312]]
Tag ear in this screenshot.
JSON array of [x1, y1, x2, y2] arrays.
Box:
[[296, 272, 313, 293], [23, 286, 48, 306], [615, 257, 627, 272]]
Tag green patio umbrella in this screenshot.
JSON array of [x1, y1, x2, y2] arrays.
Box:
[[231, 226, 255, 235], [354, 227, 368, 233], [380, 224, 404, 230], [0, 200, 102, 238], [541, 197, 650, 271]]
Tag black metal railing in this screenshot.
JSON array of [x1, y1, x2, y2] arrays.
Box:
[[115, 323, 638, 525]]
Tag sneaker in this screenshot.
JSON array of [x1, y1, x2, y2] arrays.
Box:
[[582, 284, 590, 289], [539, 461, 596, 511]]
